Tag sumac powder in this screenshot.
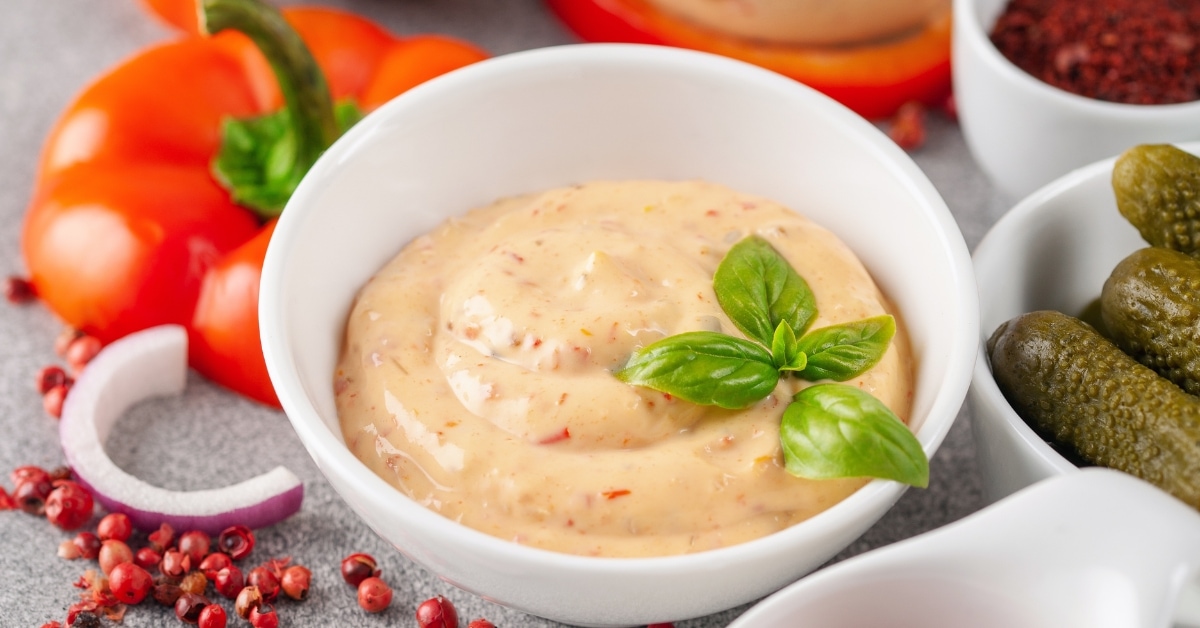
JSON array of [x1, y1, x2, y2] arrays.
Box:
[[990, 0, 1200, 104]]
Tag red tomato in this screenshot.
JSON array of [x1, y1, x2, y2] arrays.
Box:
[[25, 4, 487, 407]]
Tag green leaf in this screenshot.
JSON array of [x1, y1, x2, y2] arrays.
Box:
[[212, 99, 363, 218], [780, 383, 928, 487], [770, 321, 807, 372], [615, 332, 779, 409], [714, 236, 817, 347], [795, 315, 895, 382]]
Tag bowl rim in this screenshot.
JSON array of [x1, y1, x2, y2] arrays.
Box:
[[260, 42, 979, 571], [969, 156, 1115, 476], [952, 0, 1200, 117], [970, 141, 1200, 478]]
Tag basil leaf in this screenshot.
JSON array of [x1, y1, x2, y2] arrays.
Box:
[[770, 321, 807, 372], [794, 315, 895, 381], [615, 332, 779, 409], [714, 236, 817, 347], [780, 383, 928, 487]]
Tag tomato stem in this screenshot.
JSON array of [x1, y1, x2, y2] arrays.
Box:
[[201, 0, 340, 217]]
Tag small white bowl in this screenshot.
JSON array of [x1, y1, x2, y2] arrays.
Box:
[[953, 0, 1200, 200], [969, 142, 1200, 504], [728, 468, 1200, 628], [260, 44, 977, 627]]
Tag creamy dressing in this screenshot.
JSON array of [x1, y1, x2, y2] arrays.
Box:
[[646, 0, 950, 47], [335, 181, 913, 557]]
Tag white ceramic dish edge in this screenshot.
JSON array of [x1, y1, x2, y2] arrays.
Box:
[[728, 468, 1200, 628], [953, 0, 1200, 200], [969, 141, 1200, 505]]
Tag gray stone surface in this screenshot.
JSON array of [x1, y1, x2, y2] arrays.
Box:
[[0, 1, 1011, 626]]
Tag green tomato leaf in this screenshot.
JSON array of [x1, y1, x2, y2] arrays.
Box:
[[615, 332, 779, 409], [714, 236, 818, 347], [795, 315, 895, 382], [771, 321, 807, 372], [780, 383, 928, 487]]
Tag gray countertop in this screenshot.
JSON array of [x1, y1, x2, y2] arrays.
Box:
[[0, 1, 1012, 626]]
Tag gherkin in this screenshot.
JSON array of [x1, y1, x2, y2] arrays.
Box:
[[1102, 247, 1200, 396], [1113, 144, 1200, 255], [988, 310, 1200, 511]]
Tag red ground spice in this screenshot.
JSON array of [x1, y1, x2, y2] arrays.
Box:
[[990, 0, 1200, 104]]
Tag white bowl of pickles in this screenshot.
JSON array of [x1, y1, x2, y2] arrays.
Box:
[[970, 141, 1200, 509]]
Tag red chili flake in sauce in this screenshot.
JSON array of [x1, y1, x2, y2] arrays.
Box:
[[990, 0, 1200, 104], [538, 427, 571, 445], [602, 489, 631, 500]]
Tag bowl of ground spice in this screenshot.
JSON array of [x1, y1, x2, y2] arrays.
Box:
[[953, 0, 1200, 199]]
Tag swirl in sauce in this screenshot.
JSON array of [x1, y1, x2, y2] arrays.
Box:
[[335, 180, 913, 557]]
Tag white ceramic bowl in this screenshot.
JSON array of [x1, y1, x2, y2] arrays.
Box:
[[969, 142, 1200, 504], [953, 0, 1200, 201], [259, 43, 978, 627], [728, 468, 1200, 628]]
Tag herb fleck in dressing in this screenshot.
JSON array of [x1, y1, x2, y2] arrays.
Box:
[[335, 180, 913, 557]]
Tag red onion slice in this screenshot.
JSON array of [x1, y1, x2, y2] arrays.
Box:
[[59, 325, 303, 535]]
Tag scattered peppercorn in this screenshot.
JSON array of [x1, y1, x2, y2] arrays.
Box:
[[68, 610, 102, 628], [415, 594, 457, 627], [147, 522, 175, 553], [280, 564, 312, 600], [160, 548, 192, 579], [73, 532, 102, 560], [214, 566, 245, 600], [153, 581, 184, 607], [35, 365, 70, 395], [4, 275, 37, 303], [991, 0, 1200, 104], [248, 604, 279, 628], [108, 562, 153, 605], [174, 592, 210, 624], [198, 604, 228, 628], [48, 466, 71, 481], [58, 540, 83, 560], [44, 480, 93, 529], [53, 328, 83, 356], [63, 335, 102, 374], [180, 570, 209, 596], [217, 525, 255, 560], [98, 539, 133, 575], [134, 547, 162, 570], [340, 552, 380, 586], [235, 585, 264, 619], [177, 530, 212, 563], [42, 384, 69, 419], [13, 469, 53, 515], [358, 577, 393, 614], [96, 512, 132, 541], [888, 101, 928, 151], [248, 565, 281, 602]]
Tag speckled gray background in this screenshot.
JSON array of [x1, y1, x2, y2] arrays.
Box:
[[0, 1, 1012, 626]]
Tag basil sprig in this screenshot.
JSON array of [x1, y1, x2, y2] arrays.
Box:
[[613, 332, 778, 409], [615, 235, 928, 488]]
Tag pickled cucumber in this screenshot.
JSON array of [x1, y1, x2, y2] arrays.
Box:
[[987, 310, 1200, 510], [1102, 247, 1200, 396], [1113, 144, 1200, 255]]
